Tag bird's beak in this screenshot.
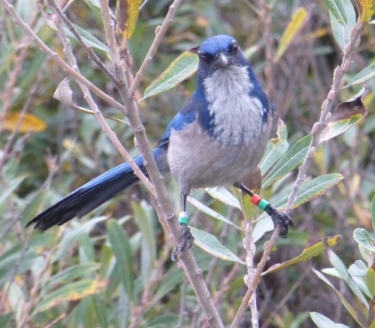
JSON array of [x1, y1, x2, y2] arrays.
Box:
[[216, 53, 229, 67]]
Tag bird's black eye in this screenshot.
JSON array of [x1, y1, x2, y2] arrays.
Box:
[[230, 40, 238, 53], [198, 51, 209, 63]]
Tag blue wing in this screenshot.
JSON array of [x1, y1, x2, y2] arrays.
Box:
[[156, 97, 197, 148]]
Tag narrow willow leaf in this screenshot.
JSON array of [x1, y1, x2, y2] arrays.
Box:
[[327, 248, 368, 307], [259, 119, 289, 175], [190, 227, 245, 264], [353, 228, 375, 253], [131, 201, 156, 289], [366, 267, 375, 297], [263, 235, 341, 274], [188, 196, 241, 228], [63, 25, 109, 53], [275, 8, 307, 61], [205, 187, 241, 209], [3, 113, 46, 133], [328, 0, 356, 51], [320, 88, 368, 143], [107, 220, 135, 301], [310, 312, 349, 328], [262, 134, 312, 189], [313, 268, 366, 328], [48, 263, 101, 287], [357, 0, 375, 22], [272, 173, 344, 209], [116, 0, 142, 40], [0, 176, 25, 205], [35, 279, 107, 313], [253, 216, 274, 243], [321, 0, 349, 25], [142, 51, 198, 101], [347, 62, 375, 86]]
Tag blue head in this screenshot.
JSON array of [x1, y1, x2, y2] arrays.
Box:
[[197, 35, 249, 79]]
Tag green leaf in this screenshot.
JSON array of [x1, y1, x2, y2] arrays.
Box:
[[107, 219, 135, 301], [347, 62, 375, 87], [0, 176, 25, 206], [312, 268, 366, 327], [205, 187, 241, 209], [321, 0, 349, 25], [63, 24, 109, 53], [188, 196, 240, 229], [372, 195, 375, 233], [259, 119, 289, 175], [263, 236, 341, 274], [131, 201, 156, 289], [275, 8, 307, 61], [55, 216, 108, 261], [190, 227, 245, 264], [273, 173, 344, 209], [35, 279, 107, 313], [48, 263, 101, 288], [262, 134, 312, 189], [329, 0, 356, 51], [142, 50, 198, 101], [327, 248, 368, 307], [310, 312, 350, 328], [354, 228, 375, 253]]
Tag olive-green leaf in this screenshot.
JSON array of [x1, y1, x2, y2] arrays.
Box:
[[262, 134, 312, 189], [313, 268, 366, 327], [107, 219, 135, 300], [263, 235, 341, 274], [190, 227, 245, 264], [35, 279, 107, 313], [259, 119, 289, 175], [142, 51, 198, 101]]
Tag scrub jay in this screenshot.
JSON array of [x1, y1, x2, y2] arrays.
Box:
[[27, 35, 292, 257]]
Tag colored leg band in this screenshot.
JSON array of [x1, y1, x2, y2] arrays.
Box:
[[178, 211, 189, 225], [250, 194, 270, 211]]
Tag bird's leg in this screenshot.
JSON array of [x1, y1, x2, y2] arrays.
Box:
[[171, 192, 195, 260], [234, 183, 293, 238]]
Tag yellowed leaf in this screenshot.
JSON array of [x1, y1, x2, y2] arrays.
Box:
[[3, 113, 47, 133], [276, 7, 308, 61], [358, 0, 375, 22], [116, 0, 142, 40]]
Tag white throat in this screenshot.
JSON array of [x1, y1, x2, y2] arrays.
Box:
[[203, 65, 265, 146]]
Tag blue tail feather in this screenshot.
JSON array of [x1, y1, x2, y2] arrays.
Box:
[[26, 147, 168, 231]]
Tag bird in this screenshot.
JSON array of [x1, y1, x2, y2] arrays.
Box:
[[26, 35, 293, 258]]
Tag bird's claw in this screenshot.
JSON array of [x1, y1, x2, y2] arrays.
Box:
[[171, 224, 195, 261], [266, 205, 293, 238]]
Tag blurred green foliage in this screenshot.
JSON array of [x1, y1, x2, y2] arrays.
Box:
[[1, 0, 375, 327]]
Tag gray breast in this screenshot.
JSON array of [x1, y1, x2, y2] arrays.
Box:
[[167, 119, 272, 195]]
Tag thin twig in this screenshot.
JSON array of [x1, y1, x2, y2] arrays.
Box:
[[99, 0, 224, 326], [45, 0, 156, 197], [47, 0, 117, 82], [0, 0, 125, 112], [129, 0, 184, 95]]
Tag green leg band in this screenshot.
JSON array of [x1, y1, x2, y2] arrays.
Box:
[[258, 199, 270, 211], [178, 211, 189, 225]]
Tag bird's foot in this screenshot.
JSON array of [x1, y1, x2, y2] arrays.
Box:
[[171, 212, 195, 261], [265, 204, 293, 238]]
